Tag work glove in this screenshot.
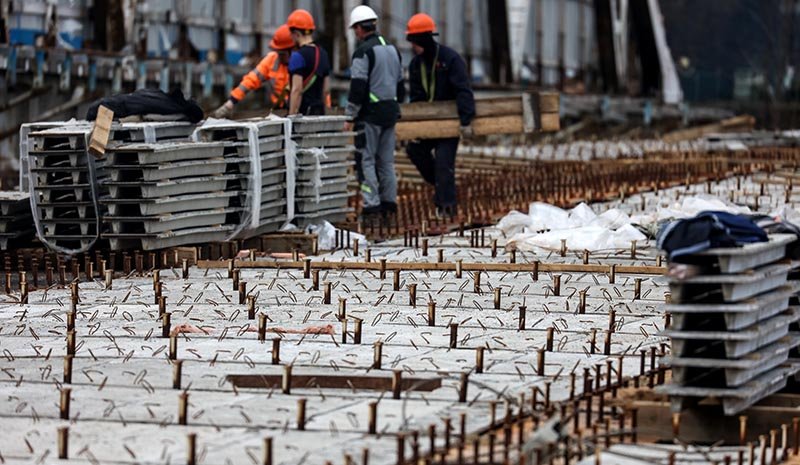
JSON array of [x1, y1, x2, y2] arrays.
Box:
[[211, 100, 235, 119], [459, 124, 474, 140]]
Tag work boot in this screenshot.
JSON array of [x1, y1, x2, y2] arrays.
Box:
[[360, 205, 382, 225], [381, 201, 397, 223], [435, 205, 457, 221]]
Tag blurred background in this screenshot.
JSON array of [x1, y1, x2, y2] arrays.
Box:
[[1, 0, 799, 187]]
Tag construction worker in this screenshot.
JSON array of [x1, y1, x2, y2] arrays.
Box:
[[286, 9, 331, 115], [212, 24, 294, 119], [405, 13, 475, 219], [344, 5, 404, 219]]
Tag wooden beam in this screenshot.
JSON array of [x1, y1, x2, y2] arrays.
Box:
[[399, 92, 559, 121], [396, 93, 560, 139], [400, 97, 526, 121], [397, 115, 525, 140], [227, 373, 442, 391], [198, 259, 666, 275]]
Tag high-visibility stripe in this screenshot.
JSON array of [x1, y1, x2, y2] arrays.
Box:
[[420, 45, 439, 103], [254, 69, 268, 82], [302, 74, 317, 93], [360, 183, 372, 194], [378, 36, 386, 45], [237, 84, 249, 94]]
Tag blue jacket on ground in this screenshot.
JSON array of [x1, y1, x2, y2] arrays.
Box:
[[657, 211, 768, 263]]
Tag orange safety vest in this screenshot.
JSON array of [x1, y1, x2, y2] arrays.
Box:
[[230, 51, 291, 108]]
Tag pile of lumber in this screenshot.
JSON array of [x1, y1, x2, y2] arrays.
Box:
[[396, 92, 560, 140]]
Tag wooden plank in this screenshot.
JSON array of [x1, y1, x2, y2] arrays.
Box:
[[536, 92, 560, 114], [88, 105, 113, 158], [539, 113, 561, 132], [241, 233, 317, 255], [662, 115, 756, 143], [227, 373, 441, 391], [197, 259, 666, 275], [396, 115, 525, 141], [400, 97, 524, 121]]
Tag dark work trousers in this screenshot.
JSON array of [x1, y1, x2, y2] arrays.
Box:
[[406, 137, 459, 208]]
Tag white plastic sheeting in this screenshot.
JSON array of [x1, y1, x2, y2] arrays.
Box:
[[305, 221, 367, 252], [501, 194, 753, 253], [628, 194, 752, 228], [503, 201, 647, 253]]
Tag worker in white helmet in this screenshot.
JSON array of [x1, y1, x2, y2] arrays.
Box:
[[344, 5, 405, 223]]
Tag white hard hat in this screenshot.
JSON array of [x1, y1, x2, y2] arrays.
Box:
[[349, 5, 378, 28]]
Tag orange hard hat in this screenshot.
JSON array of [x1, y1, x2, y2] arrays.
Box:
[[287, 9, 315, 31], [270, 24, 294, 50], [406, 13, 436, 35]]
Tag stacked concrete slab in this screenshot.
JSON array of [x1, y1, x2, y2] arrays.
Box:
[[27, 123, 99, 252], [100, 141, 236, 250], [0, 191, 33, 249], [658, 234, 800, 414], [25, 121, 198, 252], [292, 116, 354, 227], [195, 119, 289, 237]]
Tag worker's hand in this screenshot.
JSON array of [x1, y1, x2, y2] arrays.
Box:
[[343, 121, 354, 132], [211, 101, 234, 119], [459, 124, 475, 140]]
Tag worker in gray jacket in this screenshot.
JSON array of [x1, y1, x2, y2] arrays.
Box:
[[343, 5, 405, 221]]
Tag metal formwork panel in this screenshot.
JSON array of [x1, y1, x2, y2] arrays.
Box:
[[296, 162, 354, 182], [294, 207, 353, 227], [106, 225, 235, 251], [196, 120, 284, 141], [223, 136, 285, 155], [105, 208, 236, 235], [668, 263, 791, 303], [657, 363, 800, 415], [663, 308, 800, 359], [295, 177, 352, 197], [106, 159, 227, 182], [667, 284, 799, 331], [105, 142, 227, 165], [258, 200, 288, 220], [104, 176, 233, 199], [293, 132, 355, 149], [111, 122, 196, 142], [666, 334, 800, 388], [103, 192, 237, 216], [296, 146, 355, 166], [291, 116, 348, 134], [691, 234, 795, 274], [226, 151, 286, 172], [0, 192, 31, 215], [295, 192, 350, 214]]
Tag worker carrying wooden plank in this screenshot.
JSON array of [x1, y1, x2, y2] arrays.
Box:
[[404, 13, 476, 220], [343, 5, 405, 221], [212, 24, 295, 119]]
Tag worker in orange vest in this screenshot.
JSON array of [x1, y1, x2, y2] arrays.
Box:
[[212, 24, 295, 119], [286, 9, 331, 115]]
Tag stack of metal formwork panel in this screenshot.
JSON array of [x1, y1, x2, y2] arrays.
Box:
[[100, 142, 236, 250], [0, 192, 33, 249], [657, 234, 800, 415], [26, 123, 99, 252], [25, 121, 196, 253], [292, 116, 355, 227], [194, 118, 290, 237]]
